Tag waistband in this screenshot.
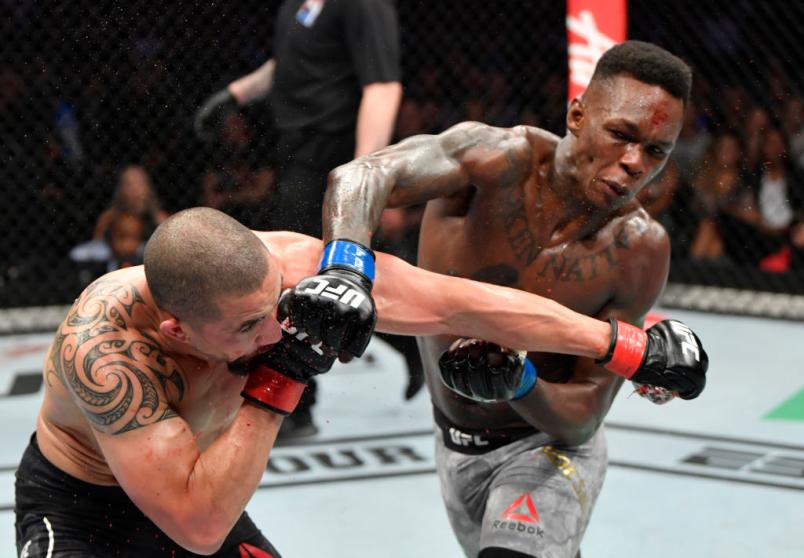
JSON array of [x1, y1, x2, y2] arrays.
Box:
[[433, 407, 540, 455]]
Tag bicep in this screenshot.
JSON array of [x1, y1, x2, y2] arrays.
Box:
[[366, 122, 531, 208], [59, 329, 197, 520], [94, 415, 199, 524]]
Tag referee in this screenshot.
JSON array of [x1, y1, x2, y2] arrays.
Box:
[[196, 0, 403, 437]]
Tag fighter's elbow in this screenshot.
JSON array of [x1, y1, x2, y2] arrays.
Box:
[[157, 508, 232, 555], [171, 524, 228, 555], [552, 425, 597, 447], [549, 413, 603, 447]]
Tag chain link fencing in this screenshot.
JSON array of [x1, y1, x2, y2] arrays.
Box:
[[1, 0, 803, 324]]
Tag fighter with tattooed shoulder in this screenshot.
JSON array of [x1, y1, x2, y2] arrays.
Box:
[[15, 202, 701, 557]]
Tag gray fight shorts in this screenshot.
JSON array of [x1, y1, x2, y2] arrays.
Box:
[[434, 409, 607, 558]]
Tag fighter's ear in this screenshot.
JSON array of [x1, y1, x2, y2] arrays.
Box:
[[566, 97, 585, 136], [160, 315, 191, 343]]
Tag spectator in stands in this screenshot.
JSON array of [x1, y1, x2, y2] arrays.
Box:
[[783, 95, 804, 169], [703, 126, 803, 271], [735, 126, 804, 271], [71, 212, 146, 286], [200, 112, 275, 229], [93, 165, 168, 241], [720, 84, 748, 131], [671, 99, 711, 183], [688, 130, 747, 260], [751, 126, 802, 232], [743, 105, 771, 171], [106, 213, 146, 269]]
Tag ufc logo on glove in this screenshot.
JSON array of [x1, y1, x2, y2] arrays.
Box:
[[674, 322, 701, 361], [302, 278, 367, 309]]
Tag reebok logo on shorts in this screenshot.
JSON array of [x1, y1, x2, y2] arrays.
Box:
[[501, 493, 540, 523], [492, 493, 545, 538]]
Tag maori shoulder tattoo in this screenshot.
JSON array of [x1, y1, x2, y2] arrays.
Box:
[[46, 279, 186, 435]]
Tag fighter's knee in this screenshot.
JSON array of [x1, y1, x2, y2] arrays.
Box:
[[478, 547, 535, 558]]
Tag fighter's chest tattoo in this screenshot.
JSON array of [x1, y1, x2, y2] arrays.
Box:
[[498, 195, 640, 283], [535, 227, 631, 282], [501, 191, 542, 266]]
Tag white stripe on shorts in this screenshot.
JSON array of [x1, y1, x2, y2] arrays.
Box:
[[43, 517, 54, 558]]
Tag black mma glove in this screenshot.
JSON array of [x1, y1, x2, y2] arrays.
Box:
[[282, 240, 377, 363], [597, 319, 708, 400], [241, 304, 337, 415], [438, 339, 537, 403], [194, 88, 238, 142]]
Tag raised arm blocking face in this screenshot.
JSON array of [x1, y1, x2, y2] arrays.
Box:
[[39, 254, 289, 552]]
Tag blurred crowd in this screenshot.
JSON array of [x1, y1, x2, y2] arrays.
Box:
[[1, 1, 803, 306]]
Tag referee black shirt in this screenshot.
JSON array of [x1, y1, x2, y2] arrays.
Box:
[[272, 0, 400, 134]]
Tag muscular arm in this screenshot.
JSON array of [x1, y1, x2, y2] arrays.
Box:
[[354, 82, 403, 158], [510, 219, 672, 445], [228, 58, 276, 105], [49, 280, 281, 554], [268, 231, 611, 359], [372, 251, 611, 358], [324, 121, 534, 244]]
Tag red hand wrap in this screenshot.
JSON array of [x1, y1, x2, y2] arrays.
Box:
[[241, 365, 306, 416], [605, 320, 648, 379]]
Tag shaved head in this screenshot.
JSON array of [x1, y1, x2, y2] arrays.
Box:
[[144, 207, 269, 321]]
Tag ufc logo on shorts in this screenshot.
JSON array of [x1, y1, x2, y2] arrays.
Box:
[[303, 278, 366, 309], [674, 322, 700, 362], [449, 427, 489, 447]]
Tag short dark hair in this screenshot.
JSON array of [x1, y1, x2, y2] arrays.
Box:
[[590, 40, 692, 105], [144, 207, 269, 321]]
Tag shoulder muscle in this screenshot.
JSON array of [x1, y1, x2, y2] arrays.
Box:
[[47, 279, 184, 435]]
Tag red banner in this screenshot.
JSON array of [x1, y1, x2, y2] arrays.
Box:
[[567, 0, 627, 101]]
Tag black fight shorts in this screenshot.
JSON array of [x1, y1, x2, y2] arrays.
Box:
[[15, 434, 281, 558]]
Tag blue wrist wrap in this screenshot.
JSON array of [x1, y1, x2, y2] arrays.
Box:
[[512, 358, 538, 400], [319, 240, 376, 283]]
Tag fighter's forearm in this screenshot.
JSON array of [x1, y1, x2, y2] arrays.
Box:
[[323, 155, 399, 245], [439, 279, 612, 358], [510, 373, 622, 446], [229, 59, 275, 105], [373, 256, 611, 359], [171, 405, 281, 552], [354, 82, 403, 158]]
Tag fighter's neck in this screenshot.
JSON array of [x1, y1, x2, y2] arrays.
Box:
[[532, 143, 613, 243]]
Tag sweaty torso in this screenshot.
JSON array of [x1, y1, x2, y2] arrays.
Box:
[[417, 131, 650, 430]]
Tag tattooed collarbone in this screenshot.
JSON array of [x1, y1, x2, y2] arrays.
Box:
[[48, 279, 185, 435], [535, 223, 635, 282]]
